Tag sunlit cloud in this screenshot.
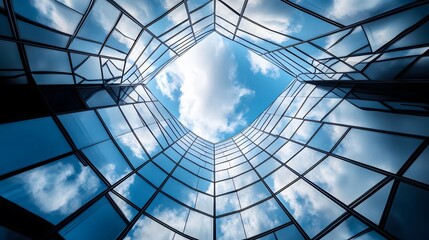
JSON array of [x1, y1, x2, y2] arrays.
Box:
[[155, 34, 254, 142], [247, 51, 280, 79]]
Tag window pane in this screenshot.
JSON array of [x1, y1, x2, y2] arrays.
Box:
[[0, 155, 105, 224], [60, 197, 126, 240], [59, 110, 109, 149], [0, 117, 71, 175]]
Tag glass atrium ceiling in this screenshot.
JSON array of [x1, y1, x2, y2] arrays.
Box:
[[1, 0, 429, 240]]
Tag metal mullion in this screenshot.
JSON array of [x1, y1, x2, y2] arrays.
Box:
[[184, 0, 197, 42], [229, 136, 310, 240], [0, 34, 125, 61], [231, 0, 248, 41], [280, 0, 344, 28], [97, 13, 123, 56], [65, 0, 95, 48], [264, 1, 429, 55], [116, 136, 198, 239], [105, 0, 180, 57]]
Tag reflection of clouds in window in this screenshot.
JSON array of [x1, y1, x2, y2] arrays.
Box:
[[184, 210, 213, 239], [328, 0, 383, 21], [306, 156, 384, 204], [151, 206, 188, 231], [125, 216, 175, 240], [135, 127, 160, 155], [244, 0, 303, 43], [20, 162, 100, 215], [217, 213, 246, 240], [30, 0, 82, 34], [278, 180, 344, 238], [117, 133, 145, 159], [241, 198, 289, 237]]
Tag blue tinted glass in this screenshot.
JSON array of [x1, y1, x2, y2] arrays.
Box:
[[216, 192, 240, 215], [114, 174, 155, 208], [404, 146, 429, 185], [241, 198, 290, 237], [126, 215, 176, 239], [355, 181, 393, 225], [134, 127, 161, 156], [385, 183, 429, 239], [115, 132, 149, 168], [321, 216, 367, 240], [98, 107, 131, 136], [0, 155, 105, 224], [146, 193, 189, 232], [60, 197, 126, 240], [216, 213, 246, 240], [237, 181, 271, 208], [308, 124, 348, 152], [334, 129, 422, 173], [138, 162, 167, 187], [275, 224, 304, 240], [153, 154, 176, 173], [82, 140, 131, 184], [306, 156, 385, 204], [162, 177, 197, 207], [59, 111, 109, 149], [278, 180, 344, 238], [0, 117, 71, 175]]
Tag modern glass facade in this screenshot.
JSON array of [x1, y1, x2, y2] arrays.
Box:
[[1, 0, 429, 239]]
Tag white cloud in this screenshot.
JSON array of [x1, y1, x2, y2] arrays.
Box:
[[247, 51, 280, 78], [328, 0, 383, 21], [155, 34, 254, 142], [20, 162, 100, 215]]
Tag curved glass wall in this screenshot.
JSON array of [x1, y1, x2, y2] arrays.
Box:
[[1, 0, 429, 239]]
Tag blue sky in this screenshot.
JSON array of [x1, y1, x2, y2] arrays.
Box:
[[148, 34, 292, 142]]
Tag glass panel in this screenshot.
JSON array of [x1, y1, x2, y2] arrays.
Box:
[[114, 174, 155, 208], [97, 107, 131, 136], [275, 224, 304, 240], [237, 181, 270, 208], [306, 156, 385, 204], [241, 198, 290, 238], [115, 132, 149, 168], [264, 166, 298, 193], [216, 192, 240, 215], [233, 170, 259, 189], [385, 182, 429, 239], [333, 129, 422, 173], [134, 127, 161, 156], [308, 124, 348, 152], [120, 105, 144, 129], [354, 181, 393, 225], [216, 213, 246, 240], [184, 210, 213, 239], [82, 140, 132, 184], [287, 148, 325, 174], [195, 192, 213, 215], [162, 177, 197, 207], [13, 0, 82, 34], [60, 197, 125, 240], [26, 45, 70, 72], [173, 167, 198, 188], [138, 162, 167, 187], [59, 110, 109, 149], [0, 117, 71, 175], [277, 179, 345, 238], [109, 193, 138, 221], [403, 146, 429, 185], [146, 193, 189, 232], [125, 215, 176, 239], [0, 155, 105, 224], [321, 216, 367, 240], [255, 157, 281, 177]]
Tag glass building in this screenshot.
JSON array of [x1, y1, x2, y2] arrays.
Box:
[[1, 0, 429, 239]]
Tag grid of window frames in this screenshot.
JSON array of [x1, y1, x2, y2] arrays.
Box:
[[1, 0, 429, 240]]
